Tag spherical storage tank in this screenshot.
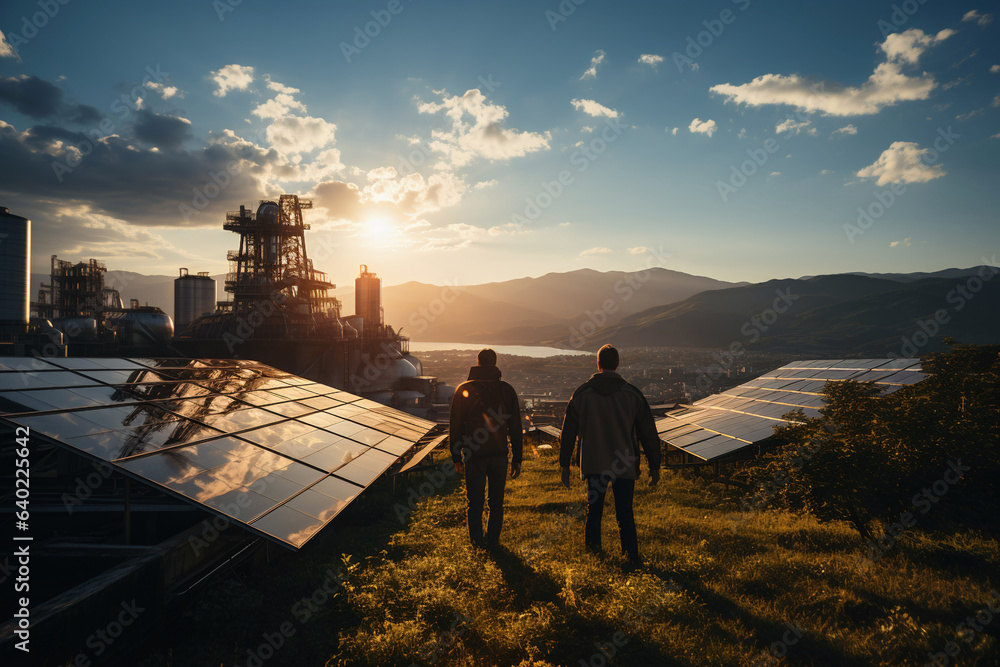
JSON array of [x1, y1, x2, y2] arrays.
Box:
[[174, 268, 217, 335], [0, 207, 30, 329]]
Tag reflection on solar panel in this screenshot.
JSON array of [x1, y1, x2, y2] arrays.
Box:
[[655, 358, 924, 462], [0, 357, 439, 549]]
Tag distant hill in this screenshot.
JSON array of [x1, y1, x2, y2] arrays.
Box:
[[583, 269, 1000, 355], [799, 267, 986, 283], [27, 262, 999, 356], [337, 267, 744, 342]]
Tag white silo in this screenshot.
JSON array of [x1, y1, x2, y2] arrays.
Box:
[[0, 206, 30, 339], [174, 268, 217, 335]]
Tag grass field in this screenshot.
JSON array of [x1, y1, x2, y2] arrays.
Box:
[[139, 452, 1000, 667]]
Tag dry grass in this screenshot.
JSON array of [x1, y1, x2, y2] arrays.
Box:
[[139, 452, 1000, 666]]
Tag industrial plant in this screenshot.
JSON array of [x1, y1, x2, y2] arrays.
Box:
[[0, 198, 448, 663], [171, 194, 441, 414], [0, 197, 445, 416]]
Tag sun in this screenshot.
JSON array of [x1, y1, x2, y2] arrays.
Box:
[[364, 216, 396, 238]]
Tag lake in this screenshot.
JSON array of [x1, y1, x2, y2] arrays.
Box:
[[408, 342, 591, 358]]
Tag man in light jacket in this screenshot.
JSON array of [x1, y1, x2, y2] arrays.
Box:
[[450, 349, 523, 548], [560, 344, 661, 565]]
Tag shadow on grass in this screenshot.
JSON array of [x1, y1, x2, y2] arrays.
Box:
[[903, 541, 1000, 581], [643, 564, 872, 666], [521, 500, 587, 515], [488, 545, 562, 608]]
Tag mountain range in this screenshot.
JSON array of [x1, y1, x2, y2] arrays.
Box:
[[28, 265, 998, 356]]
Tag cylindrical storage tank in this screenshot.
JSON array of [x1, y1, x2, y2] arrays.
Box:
[[0, 207, 30, 337], [174, 268, 217, 335], [53, 316, 98, 341], [257, 202, 280, 265], [405, 355, 423, 375], [31, 318, 64, 347], [355, 265, 381, 337], [104, 308, 174, 347], [395, 357, 419, 378]]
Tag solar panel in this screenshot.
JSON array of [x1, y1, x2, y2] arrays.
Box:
[[656, 358, 924, 461], [0, 357, 440, 549]]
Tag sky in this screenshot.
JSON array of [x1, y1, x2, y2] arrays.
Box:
[[0, 0, 998, 289]]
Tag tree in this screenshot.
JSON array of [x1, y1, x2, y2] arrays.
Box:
[[740, 343, 1000, 541]]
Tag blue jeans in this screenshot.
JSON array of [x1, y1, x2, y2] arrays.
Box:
[[465, 455, 507, 545], [585, 475, 638, 561]]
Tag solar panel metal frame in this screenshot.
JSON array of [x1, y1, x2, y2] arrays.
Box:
[[656, 358, 924, 461], [0, 357, 439, 550]]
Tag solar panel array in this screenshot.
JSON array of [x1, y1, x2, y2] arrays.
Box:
[[656, 358, 924, 462], [0, 357, 439, 549]]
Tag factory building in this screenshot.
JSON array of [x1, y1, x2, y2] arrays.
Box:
[[173, 195, 443, 415], [0, 206, 30, 340], [34, 255, 174, 354]]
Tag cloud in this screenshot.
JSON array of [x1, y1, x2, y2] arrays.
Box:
[[39, 203, 206, 263], [710, 28, 952, 116], [669, 127, 679, 135], [252, 93, 307, 119], [313, 166, 468, 233], [890, 237, 912, 247], [769, 171, 782, 176], [0, 118, 272, 227], [579, 246, 613, 257], [133, 110, 193, 149], [832, 124, 858, 136], [211, 64, 255, 97], [688, 118, 717, 137], [579, 50, 606, 80], [962, 10, 993, 27], [992, 65, 1000, 74], [473, 179, 497, 189], [638, 54, 664, 69], [571, 98, 620, 119], [580, 125, 595, 133], [265, 115, 337, 154], [417, 88, 551, 168], [0, 75, 100, 124], [264, 76, 300, 95], [775, 118, 817, 135], [144, 81, 183, 100], [956, 108, 984, 121], [737, 128, 747, 139], [628, 246, 652, 255], [313, 180, 363, 221], [0, 29, 20, 62], [881, 28, 955, 65], [856, 141, 946, 186]]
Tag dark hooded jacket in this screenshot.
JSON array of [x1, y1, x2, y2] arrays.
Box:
[[450, 365, 523, 465], [559, 371, 660, 480]]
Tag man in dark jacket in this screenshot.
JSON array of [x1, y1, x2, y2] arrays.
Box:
[[560, 344, 660, 565], [450, 348, 523, 547]]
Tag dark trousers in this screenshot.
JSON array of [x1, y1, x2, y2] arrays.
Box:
[[585, 475, 638, 561], [465, 455, 508, 545]]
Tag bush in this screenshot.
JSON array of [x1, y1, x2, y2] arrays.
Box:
[[739, 343, 1000, 541]]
